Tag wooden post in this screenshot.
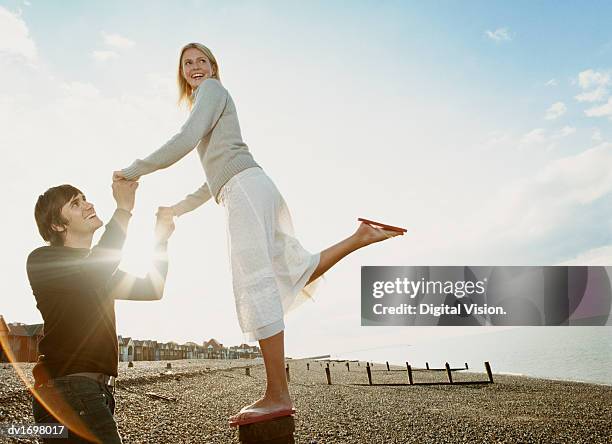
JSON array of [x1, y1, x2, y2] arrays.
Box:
[[306, 363, 310, 371], [445, 362, 453, 384], [286, 364, 290, 382], [386, 361, 390, 371], [366, 362, 372, 385], [485, 361, 494, 383], [166, 362, 172, 369], [238, 415, 295, 444], [325, 365, 332, 385], [465, 362, 469, 369], [346, 362, 350, 372], [245, 367, 250, 376], [357, 362, 360, 367], [406, 362, 413, 385], [426, 362, 429, 369]]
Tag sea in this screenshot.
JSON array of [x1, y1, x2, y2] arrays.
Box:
[[334, 327, 612, 386]]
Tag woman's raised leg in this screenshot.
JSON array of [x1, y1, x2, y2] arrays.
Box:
[[306, 222, 403, 285]]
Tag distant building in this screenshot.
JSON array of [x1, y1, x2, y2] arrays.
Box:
[[0, 316, 44, 363], [229, 343, 261, 359], [203, 338, 228, 359], [185, 341, 207, 359], [118, 336, 134, 362], [0, 315, 9, 362]]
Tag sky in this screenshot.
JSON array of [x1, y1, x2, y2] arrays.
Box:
[[1, 0, 611, 358]]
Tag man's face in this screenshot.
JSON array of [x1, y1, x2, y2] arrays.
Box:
[[55, 193, 103, 239]]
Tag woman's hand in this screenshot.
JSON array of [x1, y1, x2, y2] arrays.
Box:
[[156, 206, 176, 219], [155, 206, 176, 243], [113, 171, 127, 182]]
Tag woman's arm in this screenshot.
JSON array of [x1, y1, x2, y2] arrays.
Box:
[[120, 79, 228, 180], [171, 182, 212, 216]]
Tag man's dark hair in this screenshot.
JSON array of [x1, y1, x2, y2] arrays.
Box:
[[34, 185, 83, 246]]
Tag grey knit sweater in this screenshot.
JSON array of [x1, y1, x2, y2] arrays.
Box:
[[121, 78, 259, 215]]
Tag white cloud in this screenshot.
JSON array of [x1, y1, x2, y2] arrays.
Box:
[[485, 27, 512, 42], [575, 86, 608, 103], [545, 101, 567, 120], [545, 78, 558, 87], [585, 97, 612, 119], [592, 129, 602, 142], [558, 126, 576, 137], [102, 32, 135, 49], [0, 6, 36, 61], [473, 142, 612, 262], [560, 245, 612, 266], [577, 69, 610, 89], [519, 128, 547, 150], [92, 50, 119, 62], [518, 126, 576, 151], [525, 142, 612, 205]]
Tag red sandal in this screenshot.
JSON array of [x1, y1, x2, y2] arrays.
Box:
[[358, 218, 407, 233], [229, 408, 296, 427]]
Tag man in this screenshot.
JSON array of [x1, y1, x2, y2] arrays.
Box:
[[27, 178, 174, 443]]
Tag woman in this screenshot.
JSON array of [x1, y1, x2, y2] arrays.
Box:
[[114, 42, 403, 425]]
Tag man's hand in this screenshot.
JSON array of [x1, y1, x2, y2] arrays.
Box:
[[112, 179, 138, 212], [155, 207, 176, 243]]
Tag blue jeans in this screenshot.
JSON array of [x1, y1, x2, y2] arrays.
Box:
[[32, 375, 122, 444]]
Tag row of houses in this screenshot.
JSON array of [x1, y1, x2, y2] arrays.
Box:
[[0, 316, 261, 363], [118, 337, 261, 362]]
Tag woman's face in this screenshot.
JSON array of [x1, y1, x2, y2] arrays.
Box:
[[181, 47, 214, 89]]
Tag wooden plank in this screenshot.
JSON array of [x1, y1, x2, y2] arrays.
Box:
[[445, 362, 453, 384], [485, 361, 494, 383], [406, 362, 413, 385], [238, 416, 295, 443]]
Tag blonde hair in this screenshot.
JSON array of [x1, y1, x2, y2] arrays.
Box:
[[177, 42, 221, 108]]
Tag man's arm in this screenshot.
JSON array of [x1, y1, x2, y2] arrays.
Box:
[[79, 180, 138, 287], [110, 208, 175, 301], [108, 243, 169, 301]]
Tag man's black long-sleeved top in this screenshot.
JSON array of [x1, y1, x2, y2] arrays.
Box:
[[26, 210, 168, 382]]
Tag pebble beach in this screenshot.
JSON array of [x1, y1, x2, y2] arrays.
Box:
[[1, 359, 610, 443]]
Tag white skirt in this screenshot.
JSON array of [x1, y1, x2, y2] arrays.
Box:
[[218, 167, 321, 342]]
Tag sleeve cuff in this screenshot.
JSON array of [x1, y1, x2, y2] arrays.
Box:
[[155, 241, 169, 252], [171, 203, 188, 217], [121, 159, 158, 180], [114, 208, 133, 218]]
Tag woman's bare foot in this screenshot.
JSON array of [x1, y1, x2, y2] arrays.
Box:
[[353, 222, 403, 247], [229, 393, 294, 423]]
